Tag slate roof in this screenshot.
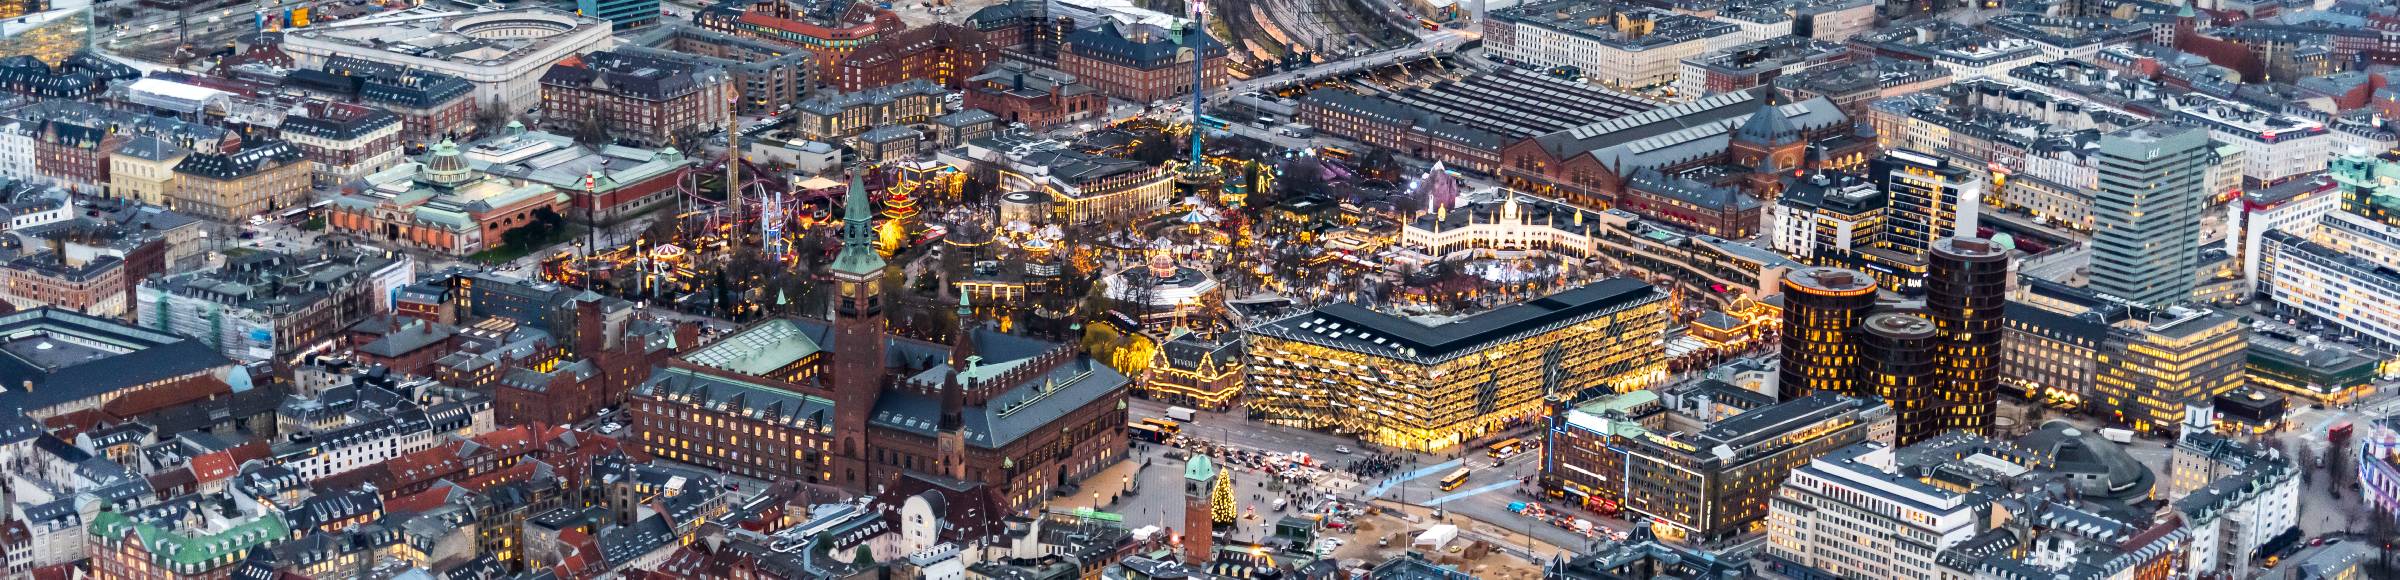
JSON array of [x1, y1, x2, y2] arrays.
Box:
[[0, 308, 234, 415], [115, 134, 189, 162], [1251, 279, 1663, 363], [174, 140, 305, 180], [542, 51, 724, 101], [279, 102, 402, 142], [1062, 20, 1225, 70]]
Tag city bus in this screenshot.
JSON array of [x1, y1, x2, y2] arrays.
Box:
[[1419, 18, 1441, 31], [1487, 438, 1524, 459], [1318, 146, 1354, 161], [1129, 422, 1169, 443], [1197, 115, 1232, 130], [1141, 418, 1182, 435], [1439, 468, 1471, 491]]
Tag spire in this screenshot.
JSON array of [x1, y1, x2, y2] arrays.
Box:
[[1735, 86, 1801, 145], [950, 292, 977, 369], [830, 171, 886, 278]]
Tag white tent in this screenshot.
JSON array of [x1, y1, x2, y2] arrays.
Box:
[[1413, 525, 1459, 550]]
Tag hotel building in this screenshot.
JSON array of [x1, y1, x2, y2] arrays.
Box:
[[1246, 279, 1668, 452]]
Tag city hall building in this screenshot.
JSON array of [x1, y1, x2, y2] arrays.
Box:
[[1246, 279, 1669, 452]]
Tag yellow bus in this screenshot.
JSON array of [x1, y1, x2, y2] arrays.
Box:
[[1439, 468, 1471, 491], [1488, 438, 1525, 458], [1141, 418, 1181, 435]]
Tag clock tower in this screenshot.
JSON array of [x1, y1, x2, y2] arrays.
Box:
[[829, 171, 887, 487]]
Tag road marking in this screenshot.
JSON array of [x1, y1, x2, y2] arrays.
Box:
[[1363, 457, 1465, 498], [1419, 480, 1513, 506]]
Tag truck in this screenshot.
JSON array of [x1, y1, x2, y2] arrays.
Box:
[[1166, 406, 1197, 422], [1283, 124, 1316, 138], [2099, 428, 2134, 444]]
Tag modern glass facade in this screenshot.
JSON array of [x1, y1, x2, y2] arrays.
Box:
[[1860, 313, 1938, 446], [2090, 125, 2212, 307], [1927, 237, 2007, 439], [1778, 267, 1878, 401]]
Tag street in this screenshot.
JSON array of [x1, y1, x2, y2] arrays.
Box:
[[1124, 398, 1607, 558]]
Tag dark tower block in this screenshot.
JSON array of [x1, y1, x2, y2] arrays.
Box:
[[1928, 237, 2008, 438], [1861, 312, 1939, 446], [829, 171, 889, 487], [1779, 267, 1878, 401]]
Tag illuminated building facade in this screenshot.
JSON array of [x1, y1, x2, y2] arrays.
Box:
[[1140, 333, 1244, 411], [2092, 304, 2247, 434], [1246, 279, 1668, 452], [1859, 313, 1937, 446], [1926, 237, 2006, 439], [947, 131, 1179, 226], [1542, 390, 1663, 515], [2362, 418, 2400, 527], [1614, 393, 1882, 542], [1401, 190, 1804, 303], [0, 0, 87, 67], [1777, 267, 1876, 401], [2244, 331, 2381, 405], [2001, 278, 2107, 408], [831, 23, 993, 92]]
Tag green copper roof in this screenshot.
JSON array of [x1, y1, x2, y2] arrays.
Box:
[[1184, 454, 1215, 482], [685, 319, 821, 375], [830, 171, 886, 277], [89, 509, 288, 573]]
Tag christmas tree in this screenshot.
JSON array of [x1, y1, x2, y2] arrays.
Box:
[[1209, 470, 1236, 526]]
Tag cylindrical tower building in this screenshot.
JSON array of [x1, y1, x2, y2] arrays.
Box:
[[1779, 267, 1878, 401], [1861, 312, 1939, 446], [1928, 237, 2009, 438]]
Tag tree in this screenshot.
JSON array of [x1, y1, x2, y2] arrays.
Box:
[[573, 112, 612, 149], [1130, 135, 1179, 165], [502, 207, 568, 251], [1209, 471, 1236, 526], [1275, 157, 1324, 201]]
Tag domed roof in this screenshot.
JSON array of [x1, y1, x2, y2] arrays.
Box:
[[425, 140, 467, 173], [419, 140, 473, 186]]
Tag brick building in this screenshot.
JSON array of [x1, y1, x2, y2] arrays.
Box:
[[0, 252, 124, 316], [963, 62, 1104, 131], [619, 21, 812, 115], [1059, 21, 1226, 103], [1499, 87, 1863, 214], [539, 51, 733, 148], [832, 22, 994, 92], [628, 176, 1131, 512], [493, 299, 685, 429], [327, 140, 567, 256], [360, 70, 476, 145], [698, 0, 904, 69], [277, 100, 403, 188]]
